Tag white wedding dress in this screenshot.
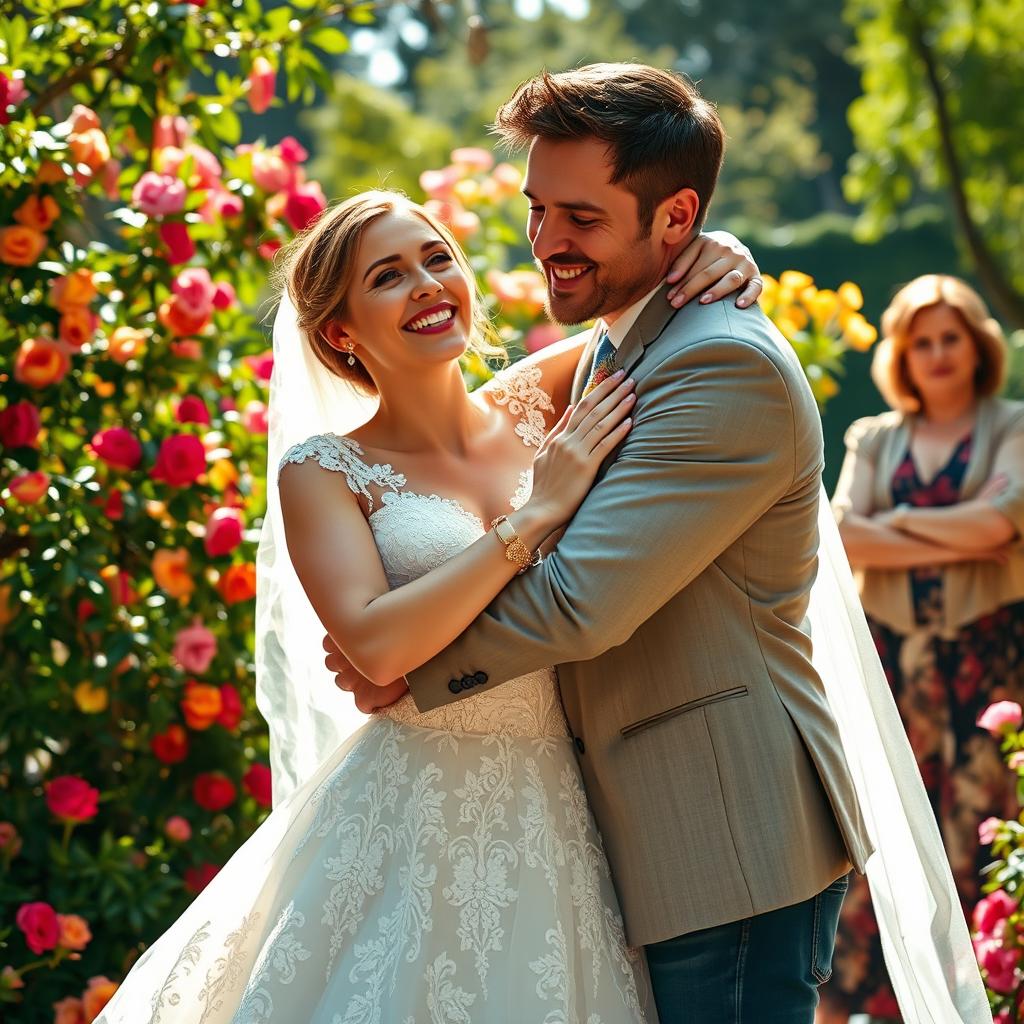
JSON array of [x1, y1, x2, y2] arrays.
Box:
[[97, 369, 652, 1024]]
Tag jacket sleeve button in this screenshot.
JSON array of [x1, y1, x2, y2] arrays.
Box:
[[473, 671, 488, 685], [448, 679, 461, 694]]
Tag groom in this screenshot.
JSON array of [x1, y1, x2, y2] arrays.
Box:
[[327, 63, 871, 1022]]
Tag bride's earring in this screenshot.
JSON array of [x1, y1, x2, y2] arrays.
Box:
[[344, 343, 355, 367]]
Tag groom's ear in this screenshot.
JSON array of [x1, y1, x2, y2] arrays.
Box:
[[323, 321, 352, 352], [659, 188, 700, 246]]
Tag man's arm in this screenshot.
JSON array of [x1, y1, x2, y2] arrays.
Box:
[[407, 335, 799, 712]]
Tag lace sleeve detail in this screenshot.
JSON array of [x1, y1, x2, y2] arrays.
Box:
[[486, 363, 556, 448], [278, 434, 406, 512]]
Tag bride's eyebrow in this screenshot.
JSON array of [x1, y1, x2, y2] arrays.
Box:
[[362, 241, 449, 282]]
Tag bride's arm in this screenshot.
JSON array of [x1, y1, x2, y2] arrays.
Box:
[[493, 231, 763, 416], [279, 372, 635, 686]]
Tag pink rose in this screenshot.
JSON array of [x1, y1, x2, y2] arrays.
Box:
[[172, 621, 217, 674], [257, 239, 282, 261], [153, 114, 190, 150], [16, 902, 59, 955], [419, 165, 461, 201], [0, 401, 42, 448], [244, 350, 274, 382], [451, 146, 494, 173], [89, 427, 142, 471], [979, 816, 1002, 845], [977, 701, 1023, 736], [242, 400, 268, 435], [284, 180, 327, 232], [251, 148, 294, 193], [212, 281, 236, 310], [150, 434, 206, 487], [175, 395, 211, 425], [248, 55, 276, 114], [132, 172, 186, 218], [243, 763, 273, 807], [164, 816, 192, 842], [0, 71, 28, 125], [525, 323, 566, 353], [974, 936, 1020, 994], [159, 221, 195, 265], [172, 267, 216, 319], [204, 507, 244, 557], [973, 889, 1018, 936], [278, 136, 308, 164], [10, 470, 50, 504], [201, 188, 244, 223]]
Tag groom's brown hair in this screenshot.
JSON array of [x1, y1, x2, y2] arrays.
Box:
[[493, 63, 725, 236]]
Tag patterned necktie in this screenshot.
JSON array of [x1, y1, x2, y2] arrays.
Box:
[[582, 330, 617, 397]]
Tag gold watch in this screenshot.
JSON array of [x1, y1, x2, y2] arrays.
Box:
[[491, 515, 539, 574]]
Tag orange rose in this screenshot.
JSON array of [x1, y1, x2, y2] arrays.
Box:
[[0, 225, 46, 266], [53, 996, 84, 1024], [57, 913, 92, 951], [9, 470, 50, 504], [181, 680, 223, 730], [152, 547, 195, 600], [51, 270, 97, 311], [68, 128, 110, 172], [217, 563, 257, 605], [59, 307, 97, 351], [158, 297, 210, 338], [107, 326, 148, 364], [36, 161, 67, 185], [14, 337, 70, 388], [13, 194, 59, 231], [82, 976, 117, 1021]]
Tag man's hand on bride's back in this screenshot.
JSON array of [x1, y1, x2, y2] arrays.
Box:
[[323, 634, 409, 712], [665, 230, 763, 310]]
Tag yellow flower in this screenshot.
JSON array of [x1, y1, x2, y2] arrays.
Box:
[[844, 312, 879, 351], [774, 313, 803, 340], [758, 274, 778, 312], [208, 459, 239, 492], [452, 179, 482, 206], [805, 289, 840, 328], [779, 270, 814, 292], [73, 681, 109, 714], [837, 281, 864, 311]]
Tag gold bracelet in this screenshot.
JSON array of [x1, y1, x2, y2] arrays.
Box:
[[491, 515, 539, 574]]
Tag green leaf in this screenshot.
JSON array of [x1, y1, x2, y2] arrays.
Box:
[[308, 26, 349, 54]]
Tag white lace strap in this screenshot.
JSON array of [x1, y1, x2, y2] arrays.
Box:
[[278, 434, 406, 512], [486, 363, 556, 448]]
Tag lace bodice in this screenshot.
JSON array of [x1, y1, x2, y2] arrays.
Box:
[[278, 365, 567, 741]]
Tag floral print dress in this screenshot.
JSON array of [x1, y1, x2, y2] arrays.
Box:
[[822, 433, 1024, 1019]]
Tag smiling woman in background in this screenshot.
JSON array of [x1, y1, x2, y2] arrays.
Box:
[[824, 274, 1024, 1020]]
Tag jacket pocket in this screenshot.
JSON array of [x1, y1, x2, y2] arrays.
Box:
[[620, 686, 749, 738]]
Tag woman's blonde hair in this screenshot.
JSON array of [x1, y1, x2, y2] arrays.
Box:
[[871, 274, 1007, 413], [274, 190, 504, 394]]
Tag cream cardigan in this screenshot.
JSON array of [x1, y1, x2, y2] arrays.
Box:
[[832, 396, 1024, 636]]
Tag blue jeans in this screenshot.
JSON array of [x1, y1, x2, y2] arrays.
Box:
[[644, 874, 849, 1024]]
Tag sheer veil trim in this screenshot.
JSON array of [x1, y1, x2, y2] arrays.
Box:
[[255, 292, 377, 804], [811, 491, 990, 1021]]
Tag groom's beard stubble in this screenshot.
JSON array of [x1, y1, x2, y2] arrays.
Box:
[[542, 253, 662, 327]]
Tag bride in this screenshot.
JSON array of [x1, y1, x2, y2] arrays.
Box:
[[95, 191, 762, 1023]]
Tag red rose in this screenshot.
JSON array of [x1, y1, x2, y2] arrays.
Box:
[[216, 683, 243, 730], [45, 775, 99, 823], [283, 181, 327, 232], [16, 901, 60, 955], [184, 862, 220, 893], [244, 350, 274, 383], [0, 401, 41, 448], [212, 281, 236, 310], [103, 489, 125, 521], [159, 220, 195, 265], [150, 724, 189, 764], [151, 434, 206, 487], [278, 136, 308, 165], [243, 763, 273, 807], [89, 427, 142, 471], [204, 506, 244, 557], [175, 395, 211, 425], [193, 772, 236, 812]]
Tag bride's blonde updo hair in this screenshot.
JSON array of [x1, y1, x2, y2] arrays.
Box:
[[275, 190, 504, 395]]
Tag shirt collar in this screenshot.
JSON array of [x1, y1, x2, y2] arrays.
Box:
[[600, 283, 665, 350]]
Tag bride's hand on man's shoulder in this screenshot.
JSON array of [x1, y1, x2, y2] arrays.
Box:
[[322, 633, 409, 712], [665, 230, 763, 310]]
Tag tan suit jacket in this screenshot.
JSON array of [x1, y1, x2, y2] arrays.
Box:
[[408, 286, 872, 947]]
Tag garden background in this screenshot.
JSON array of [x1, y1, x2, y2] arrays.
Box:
[[1, 0, 1022, 1020]]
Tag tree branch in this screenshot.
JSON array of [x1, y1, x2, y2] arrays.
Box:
[[904, 0, 1024, 329]]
